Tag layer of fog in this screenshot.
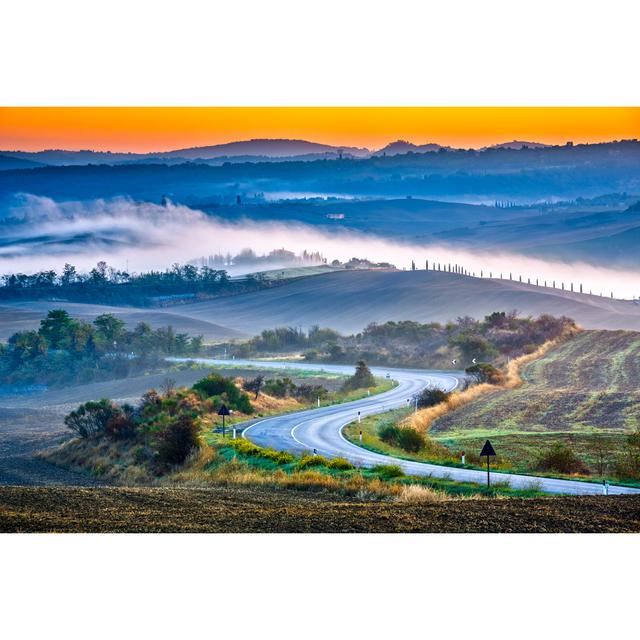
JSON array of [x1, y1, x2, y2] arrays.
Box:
[[1, 194, 639, 300]]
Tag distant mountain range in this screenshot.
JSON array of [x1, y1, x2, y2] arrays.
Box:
[[373, 140, 448, 156], [483, 140, 551, 150], [0, 137, 598, 167], [157, 138, 370, 160]]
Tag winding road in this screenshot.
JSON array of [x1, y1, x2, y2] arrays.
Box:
[[182, 358, 640, 495]]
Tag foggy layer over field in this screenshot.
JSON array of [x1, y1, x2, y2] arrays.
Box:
[[1, 195, 638, 299]]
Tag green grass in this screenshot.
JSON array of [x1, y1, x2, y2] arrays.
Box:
[[343, 407, 640, 488], [212, 435, 544, 498]]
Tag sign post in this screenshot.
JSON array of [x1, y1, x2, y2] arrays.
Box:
[[480, 440, 496, 487], [218, 404, 231, 438]]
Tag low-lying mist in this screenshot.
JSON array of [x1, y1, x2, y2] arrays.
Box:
[[1, 194, 639, 299]]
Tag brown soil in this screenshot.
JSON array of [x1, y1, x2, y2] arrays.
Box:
[[1, 485, 638, 533]]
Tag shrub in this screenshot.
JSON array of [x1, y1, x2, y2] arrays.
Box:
[[341, 360, 375, 391], [242, 375, 265, 399], [465, 363, 505, 385], [293, 383, 328, 402], [298, 454, 329, 469], [155, 413, 201, 467], [104, 413, 136, 440], [192, 373, 253, 414], [263, 377, 295, 398], [327, 457, 355, 470], [64, 398, 122, 438], [379, 424, 401, 445], [397, 427, 426, 453], [417, 388, 450, 408], [372, 464, 405, 479], [228, 439, 295, 464], [535, 442, 589, 475]]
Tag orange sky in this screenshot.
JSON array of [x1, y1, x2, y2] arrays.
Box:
[[1, 107, 638, 153]]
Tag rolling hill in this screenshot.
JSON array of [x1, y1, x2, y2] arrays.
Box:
[[429, 329, 640, 476], [0, 301, 247, 342], [4, 270, 640, 340]]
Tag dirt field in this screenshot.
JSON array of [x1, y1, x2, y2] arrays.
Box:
[[1, 485, 638, 532]]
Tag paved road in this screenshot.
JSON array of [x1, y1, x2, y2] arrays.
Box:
[[182, 358, 640, 496]]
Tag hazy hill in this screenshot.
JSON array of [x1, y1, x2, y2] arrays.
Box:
[[145, 270, 640, 335], [159, 138, 370, 159], [373, 140, 445, 156], [486, 140, 550, 150], [0, 139, 371, 166], [0, 155, 48, 170], [2, 141, 638, 203], [0, 301, 247, 342]]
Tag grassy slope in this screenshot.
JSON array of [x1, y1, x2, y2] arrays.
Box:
[[430, 330, 640, 475]]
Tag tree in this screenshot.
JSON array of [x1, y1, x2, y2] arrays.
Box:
[[7, 330, 47, 364], [586, 434, 614, 477], [243, 375, 265, 399], [341, 360, 375, 391], [60, 263, 77, 286], [38, 309, 73, 349], [451, 333, 495, 361], [94, 314, 126, 343]]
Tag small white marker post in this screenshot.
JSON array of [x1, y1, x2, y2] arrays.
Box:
[[317, 397, 320, 408], [461, 452, 465, 465], [359, 430, 363, 443], [358, 411, 361, 424], [367, 389, 370, 396], [232, 428, 237, 440]]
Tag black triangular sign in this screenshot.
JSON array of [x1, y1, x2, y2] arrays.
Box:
[[217, 404, 231, 416], [480, 440, 496, 457]]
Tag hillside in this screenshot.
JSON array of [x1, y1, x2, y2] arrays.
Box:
[[150, 270, 640, 335], [430, 330, 640, 476], [4, 271, 640, 340], [0, 301, 247, 341]]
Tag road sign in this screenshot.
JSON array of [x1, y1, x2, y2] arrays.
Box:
[[451, 359, 457, 365], [472, 358, 477, 364], [480, 440, 496, 487], [480, 440, 496, 457], [218, 404, 231, 438]]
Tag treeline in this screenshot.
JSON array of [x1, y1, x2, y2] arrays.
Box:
[[222, 312, 575, 369], [0, 261, 272, 306], [0, 309, 203, 387]]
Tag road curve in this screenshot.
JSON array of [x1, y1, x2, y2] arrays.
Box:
[[178, 358, 640, 496]]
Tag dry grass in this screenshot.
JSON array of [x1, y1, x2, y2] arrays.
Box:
[[396, 484, 449, 503], [403, 330, 578, 434]]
